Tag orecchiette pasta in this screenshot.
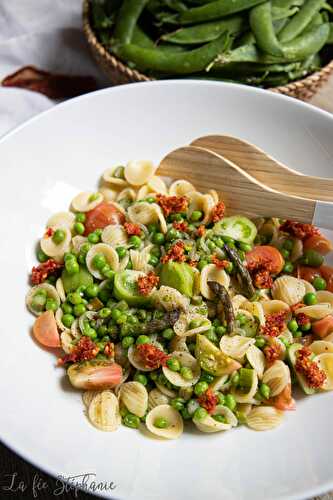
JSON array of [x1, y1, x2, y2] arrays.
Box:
[[145, 405, 183, 439], [125, 160, 157, 186], [71, 191, 103, 212], [271, 276, 306, 306], [246, 406, 284, 431], [313, 353, 333, 390], [169, 179, 195, 197], [246, 345, 266, 379], [119, 381, 148, 417], [88, 390, 121, 432], [262, 360, 290, 397], [200, 264, 230, 300], [220, 335, 255, 361], [101, 224, 128, 248], [86, 243, 119, 279], [128, 202, 167, 233], [148, 389, 170, 411], [40, 227, 71, 259], [193, 405, 237, 433], [163, 351, 201, 387], [47, 211, 75, 230], [26, 283, 60, 316], [103, 166, 128, 187], [187, 192, 215, 224]]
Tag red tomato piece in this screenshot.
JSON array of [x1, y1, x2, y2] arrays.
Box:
[[303, 234, 333, 256], [312, 315, 333, 339], [245, 245, 284, 274], [33, 310, 60, 348], [84, 202, 125, 235]]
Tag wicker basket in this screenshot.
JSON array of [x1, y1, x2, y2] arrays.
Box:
[[83, 0, 333, 101]]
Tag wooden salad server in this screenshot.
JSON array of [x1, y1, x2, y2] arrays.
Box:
[[190, 135, 333, 203], [158, 146, 333, 230]]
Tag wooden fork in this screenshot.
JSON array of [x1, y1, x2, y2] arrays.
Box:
[[158, 146, 333, 230], [190, 135, 333, 203]]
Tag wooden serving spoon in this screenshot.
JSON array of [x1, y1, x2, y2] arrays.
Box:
[[190, 135, 333, 203], [158, 146, 333, 229]]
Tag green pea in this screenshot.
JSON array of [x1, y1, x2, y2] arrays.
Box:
[[37, 249, 48, 263], [117, 313, 127, 325], [151, 246, 161, 258], [193, 407, 208, 421], [97, 325, 108, 337], [197, 260, 208, 271], [136, 335, 150, 345], [213, 415, 226, 423], [116, 246, 127, 258], [239, 242, 252, 252], [111, 308, 122, 321], [225, 262, 234, 274], [222, 236, 235, 245], [148, 223, 158, 233], [162, 328, 174, 340], [127, 314, 138, 325], [200, 371, 215, 384], [75, 212, 86, 223], [224, 394, 236, 411], [255, 337, 266, 348], [236, 313, 247, 326], [288, 319, 298, 333], [65, 259, 79, 275], [303, 292, 317, 306], [300, 322, 311, 332], [85, 327, 97, 340], [294, 330, 303, 338], [74, 222, 85, 235], [313, 276, 327, 290], [134, 372, 148, 385], [122, 336, 135, 349], [61, 302, 73, 314], [180, 366, 193, 380], [99, 307, 111, 319], [73, 303, 86, 317], [194, 381, 208, 396], [280, 248, 290, 259], [129, 235, 141, 248], [205, 329, 218, 343], [77, 254, 86, 265], [216, 325, 226, 336], [283, 262, 294, 273], [62, 313, 75, 328], [189, 319, 202, 329], [166, 357, 181, 372], [88, 232, 100, 244], [52, 229, 66, 245], [123, 413, 140, 429], [207, 240, 216, 251], [80, 242, 92, 254], [166, 228, 179, 241], [171, 397, 185, 411], [148, 255, 159, 266], [283, 239, 294, 251], [92, 253, 106, 271], [231, 372, 240, 387], [108, 325, 119, 336], [85, 284, 99, 298], [68, 292, 82, 305], [153, 232, 165, 245], [44, 298, 57, 312], [113, 166, 125, 179], [154, 417, 168, 429], [98, 288, 110, 303], [215, 237, 225, 249], [181, 407, 191, 420], [260, 383, 271, 400], [150, 371, 158, 381], [190, 210, 203, 222]]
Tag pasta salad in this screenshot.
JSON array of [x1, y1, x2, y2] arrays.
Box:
[[26, 160, 333, 438]]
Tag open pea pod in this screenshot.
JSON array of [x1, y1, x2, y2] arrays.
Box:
[[195, 335, 241, 376]]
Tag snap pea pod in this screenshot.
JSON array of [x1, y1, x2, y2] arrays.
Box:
[[207, 60, 301, 76], [177, 0, 267, 24], [279, 0, 325, 42], [161, 15, 246, 44], [250, 2, 284, 55], [214, 23, 329, 65], [114, 0, 149, 44], [115, 32, 230, 73], [274, 18, 289, 33], [328, 22, 333, 42], [271, 5, 299, 19], [132, 26, 155, 47], [272, 0, 304, 7]]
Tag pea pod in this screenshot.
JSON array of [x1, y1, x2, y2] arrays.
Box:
[[278, 0, 325, 42], [272, 0, 304, 7], [328, 22, 333, 42], [115, 32, 230, 74], [177, 0, 267, 24], [161, 15, 246, 44], [250, 2, 284, 55], [114, 0, 149, 44]]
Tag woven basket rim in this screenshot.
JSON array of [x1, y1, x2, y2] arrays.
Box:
[[83, 0, 333, 92]]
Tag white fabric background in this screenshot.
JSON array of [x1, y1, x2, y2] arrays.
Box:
[[0, 0, 108, 137]]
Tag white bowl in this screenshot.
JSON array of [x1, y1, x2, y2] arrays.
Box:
[[1, 81, 333, 500]]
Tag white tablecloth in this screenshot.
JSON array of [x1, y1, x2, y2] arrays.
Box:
[[0, 0, 107, 137]]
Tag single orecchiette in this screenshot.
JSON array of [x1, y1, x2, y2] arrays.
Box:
[[220, 335, 255, 361], [296, 303, 333, 320], [99, 185, 120, 201], [271, 276, 306, 306], [46, 211, 75, 230], [88, 390, 121, 432], [128, 202, 167, 233], [101, 224, 128, 248], [310, 340, 333, 355], [246, 406, 284, 431], [262, 360, 290, 397], [102, 166, 128, 187], [231, 369, 258, 403], [26, 283, 60, 316], [193, 405, 237, 433], [71, 235, 87, 254], [173, 312, 210, 338], [119, 381, 148, 417], [145, 404, 183, 439], [116, 188, 137, 202], [148, 389, 170, 411], [130, 245, 154, 274], [261, 300, 290, 317], [125, 160, 157, 186], [71, 191, 103, 212], [82, 390, 100, 408], [86, 243, 119, 279], [169, 180, 195, 197], [241, 301, 265, 326], [153, 286, 190, 312], [200, 264, 230, 300], [40, 227, 71, 259], [163, 351, 201, 387], [187, 191, 215, 224], [246, 345, 266, 379]]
